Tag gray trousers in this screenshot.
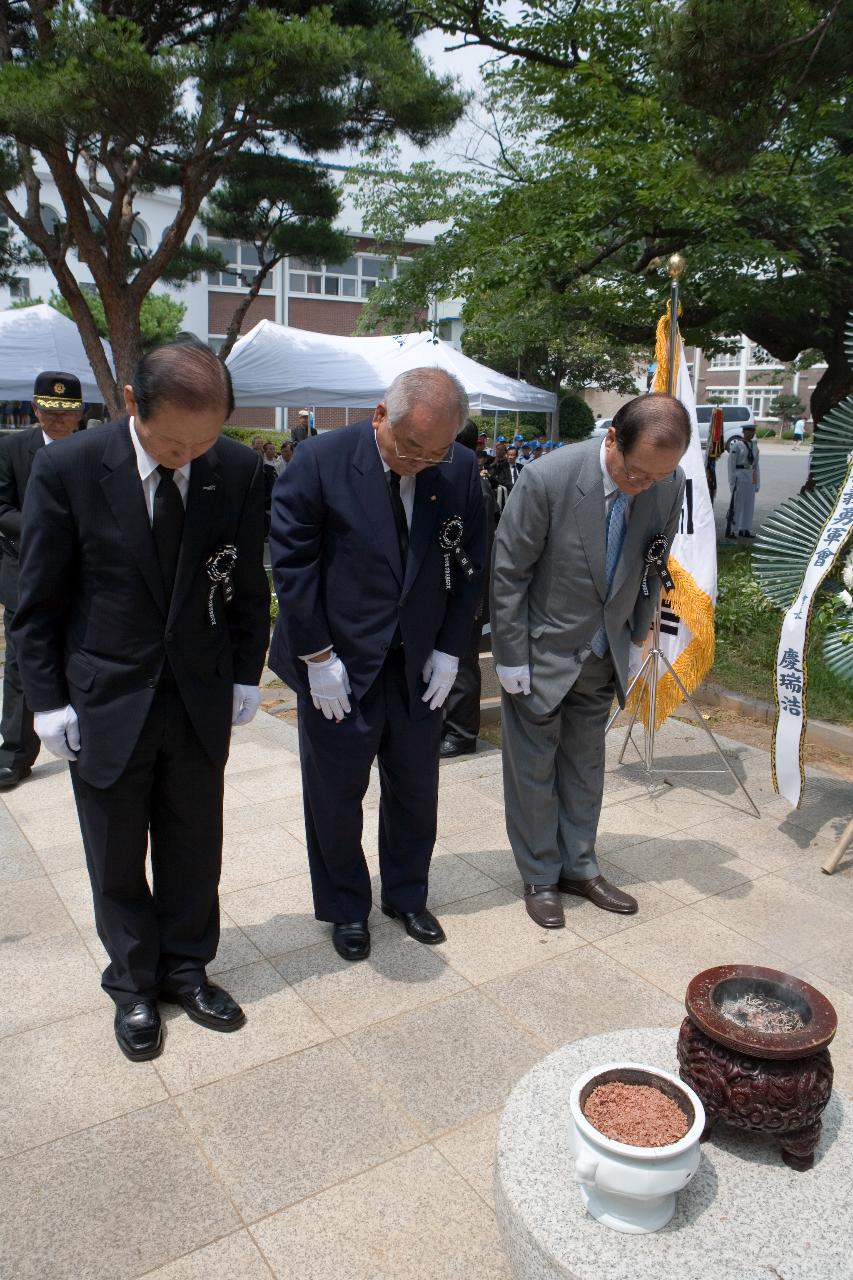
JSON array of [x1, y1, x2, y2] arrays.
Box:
[[501, 652, 615, 884], [732, 474, 757, 532]]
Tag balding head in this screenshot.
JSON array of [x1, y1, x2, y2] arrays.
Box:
[[605, 393, 690, 496], [123, 339, 234, 469], [373, 367, 470, 476]]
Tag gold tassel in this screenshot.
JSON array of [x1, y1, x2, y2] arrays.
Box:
[[652, 301, 682, 395], [625, 555, 716, 730]]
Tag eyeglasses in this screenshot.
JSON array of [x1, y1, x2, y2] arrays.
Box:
[[615, 447, 675, 487], [393, 435, 455, 466]]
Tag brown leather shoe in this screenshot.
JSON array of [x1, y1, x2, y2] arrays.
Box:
[[524, 884, 565, 929], [558, 874, 638, 915]]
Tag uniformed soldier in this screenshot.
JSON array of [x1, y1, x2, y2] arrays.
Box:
[[726, 423, 760, 538]]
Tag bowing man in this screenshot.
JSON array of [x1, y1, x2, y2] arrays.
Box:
[[12, 341, 270, 1061], [269, 368, 486, 961]]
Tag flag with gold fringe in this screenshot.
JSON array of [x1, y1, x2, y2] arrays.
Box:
[[626, 314, 717, 728]]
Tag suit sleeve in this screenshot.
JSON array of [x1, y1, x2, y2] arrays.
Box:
[[630, 472, 686, 644], [435, 452, 488, 656], [269, 441, 334, 658], [0, 436, 22, 545], [489, 464, 549, 666], [228, 454, 271, 684], [10, 448, 77, 711]]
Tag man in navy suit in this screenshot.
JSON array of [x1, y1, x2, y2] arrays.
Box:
[[269, 368, 486, 960]]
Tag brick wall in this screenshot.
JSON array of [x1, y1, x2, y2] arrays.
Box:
[[208, 291, 275, 338]]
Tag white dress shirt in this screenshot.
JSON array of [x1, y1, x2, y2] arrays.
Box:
[[129, 416, 190, 525], [41, 431, 57, 447], [374, 430, 414, 529], [600, 437, 633, 518]]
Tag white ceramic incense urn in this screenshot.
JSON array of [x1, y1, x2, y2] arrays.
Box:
[[568, 1061, 705, 1234]]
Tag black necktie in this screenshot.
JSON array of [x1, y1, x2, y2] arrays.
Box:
[[387, 470, 409, 573], [152, 465, 185, 597]]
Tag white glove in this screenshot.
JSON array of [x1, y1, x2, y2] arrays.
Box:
[[496, 663, 531, 696], [306, 651, 352, 721], [421, 649, 459, 710], [34, 705, 81, 761], [628, 643, 645, 682], [232, 684, 263, 727]]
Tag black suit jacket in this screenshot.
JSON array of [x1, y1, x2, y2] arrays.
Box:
[[0, 426, 44, 610], [12, 418, 270, 787], [268, 421, 487, 718]]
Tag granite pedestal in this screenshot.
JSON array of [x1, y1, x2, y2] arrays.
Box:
[[495, 1027, 852, 1280]]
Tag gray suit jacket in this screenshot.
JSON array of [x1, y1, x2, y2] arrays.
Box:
[[491, 437, 685, 715]]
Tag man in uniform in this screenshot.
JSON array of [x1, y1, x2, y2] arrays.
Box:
[[0, 372, 83, 789], [13, 341, 270, 1060], [491, 394, 689, 929], [727, 423, 760, 537]]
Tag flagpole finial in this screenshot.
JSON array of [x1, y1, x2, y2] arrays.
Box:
[[667, 253, 686, 280]]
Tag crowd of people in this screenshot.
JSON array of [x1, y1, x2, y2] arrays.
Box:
[[0, 342, 691, 1064]]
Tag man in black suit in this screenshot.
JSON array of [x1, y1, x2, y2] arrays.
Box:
[[13, 341, 270, 1060], [269, 368, 486, 961], [0, 371, 83, 789]]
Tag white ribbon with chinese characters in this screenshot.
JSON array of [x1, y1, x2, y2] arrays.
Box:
[[772, 456, 853, 806]]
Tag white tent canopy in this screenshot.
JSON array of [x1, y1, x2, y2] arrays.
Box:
[[0, 303, 113, 402], [226, 322, 556, 415]]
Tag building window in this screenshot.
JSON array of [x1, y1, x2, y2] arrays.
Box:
[[9, 277, 29, 300], [287, 253, 411, 301], [743, 386, 778, 420], [207, 239, 274, 292], [40, 204, 62, 236], [708, 345, 742, 369], [749, 344, 783, 368], [704, 388, 742, 407], [131, 218, 149, 250]]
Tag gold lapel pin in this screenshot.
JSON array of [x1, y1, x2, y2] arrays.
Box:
[[430, 494, 437, 502]]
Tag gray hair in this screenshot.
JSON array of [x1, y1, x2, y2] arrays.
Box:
[[385, 368, 469, 430]]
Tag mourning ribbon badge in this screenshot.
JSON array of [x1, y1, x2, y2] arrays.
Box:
[[205, 544, 237, 625], [641, 534, 675, 597], [438, 516, 475, 591]]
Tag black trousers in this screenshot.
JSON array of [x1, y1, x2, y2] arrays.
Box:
[[298, 648, 443, 923], [70, 686, 224, 1004], [0, 606, 40, 771], [443, 617, 483, 743]]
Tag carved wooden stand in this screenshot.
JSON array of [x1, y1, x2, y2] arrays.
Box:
[[677, 1017, 834, 1170]]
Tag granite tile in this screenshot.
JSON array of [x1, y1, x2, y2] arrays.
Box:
[[30, 839, 86, 877], [0, 1102, 240, 1279], [343, 988, 541, 1137], [604, 834, 767, 903], [0, 932, 102, 1037], [0, 874, 76, 943], [155, 960, 330, 1093], [139, 1232, 274, 1280], [177, 1039, 422, 1220], [560, 856, 682, 941], [6, 796, 82, 849], [435, 781, 506, 836], [433, 1109, 503, 1209], [219, 825, 308, 894], [676, 808, 829, 872], [598, 905, 791, 1001], [208, 911, 264, 976], [0, 805, 42, 881], [693, 875, 853, 965], [481, 946, 683, 1049], [49, 863, 98, 931], [0, 1008, 167, 1158], [273, 926, 470, 1034], [438, 888, 586, 985], [251, 1145, 510, 1280]]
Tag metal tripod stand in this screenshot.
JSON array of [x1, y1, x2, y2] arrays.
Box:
[[605, 604, 760, 816]]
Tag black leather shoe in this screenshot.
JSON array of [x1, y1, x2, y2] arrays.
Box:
[[440, 735, 477, 758], [332, 921, 371, 961], [114, 1000, 162, 1061], [164, 981, 246, 1031], [381, 902, 446, 944], [0, 765, 31, 790]]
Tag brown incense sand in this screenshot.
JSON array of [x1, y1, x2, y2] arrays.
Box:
[[583, 1082, 690, 1147]]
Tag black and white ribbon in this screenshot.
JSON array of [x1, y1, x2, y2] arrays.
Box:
[[205, 544, 238, 626], [641, 534, 675, 597], [438, 516, 475, 591]]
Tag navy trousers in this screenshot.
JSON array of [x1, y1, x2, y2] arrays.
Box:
[[298, 649, 443, 923]]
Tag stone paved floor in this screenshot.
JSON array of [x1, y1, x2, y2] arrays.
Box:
[[1, 710, 851, 1279]]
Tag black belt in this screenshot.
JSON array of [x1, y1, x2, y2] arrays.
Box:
[[736, 465, 752, 470]]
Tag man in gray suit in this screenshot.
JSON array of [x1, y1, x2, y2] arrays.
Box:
[[491, 394, 689, 928]]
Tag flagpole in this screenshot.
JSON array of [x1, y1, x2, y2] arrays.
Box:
[[607, 255, 759, 816]]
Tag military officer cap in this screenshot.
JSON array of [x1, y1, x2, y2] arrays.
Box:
[[33, 371, 83, 412]]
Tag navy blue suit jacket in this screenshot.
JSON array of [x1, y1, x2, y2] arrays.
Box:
[[268, 420, 487, 718]]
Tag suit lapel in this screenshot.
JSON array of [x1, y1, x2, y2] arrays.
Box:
[[352, 424, 404, 586], [168, 447, 224, 626], [100, 420, 167, 616], [573, 443, 607, 600], [405, 468, 444, 594]]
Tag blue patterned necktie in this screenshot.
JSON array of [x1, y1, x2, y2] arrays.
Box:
[[591, 490, 628, 657]]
